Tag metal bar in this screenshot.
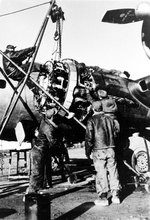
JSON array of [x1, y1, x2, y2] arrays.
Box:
[[0, 67, 38, 125], [0, 59, 34, 136], [123, 160, 141, 177], [0, 70, 23, 129], [0, 81, 20, 128]]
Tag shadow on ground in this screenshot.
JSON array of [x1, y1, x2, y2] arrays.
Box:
[[55, 202, 95, 220], [0, 157, 137, 203], [0, 208, 17, 218]]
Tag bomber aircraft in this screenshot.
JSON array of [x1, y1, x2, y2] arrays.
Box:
[[0, 1, 150, 187]]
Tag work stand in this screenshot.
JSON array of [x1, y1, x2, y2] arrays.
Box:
[[8, 149, 31, 178]]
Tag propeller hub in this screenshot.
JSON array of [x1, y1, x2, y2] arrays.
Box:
[[135, 2, 150, 19]]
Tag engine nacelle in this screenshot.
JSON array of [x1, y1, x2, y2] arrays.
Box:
[[135, 2, 150, 19]]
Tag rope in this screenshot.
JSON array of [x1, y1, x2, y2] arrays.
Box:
[[0, 1, 51, 17], [58, 19, 61, 59], [52, 18, 63, 60]]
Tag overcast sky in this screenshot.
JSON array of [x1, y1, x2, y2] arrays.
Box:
[[0, 0, 150, 79]]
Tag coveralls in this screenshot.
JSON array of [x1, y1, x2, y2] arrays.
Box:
[[28, 112, 58, 193], [3, 46, 41, 81]]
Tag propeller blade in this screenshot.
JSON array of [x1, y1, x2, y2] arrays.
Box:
[[102, 9, 141, 24], [142, 19, 150, 59]]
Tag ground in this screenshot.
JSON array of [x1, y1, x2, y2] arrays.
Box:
[[0, 147, 150, 220]]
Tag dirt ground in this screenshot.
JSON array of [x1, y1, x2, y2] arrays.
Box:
[[0, 147, 150, 220]]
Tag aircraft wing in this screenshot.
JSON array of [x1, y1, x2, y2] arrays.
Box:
[[102, 9, 141, 24]]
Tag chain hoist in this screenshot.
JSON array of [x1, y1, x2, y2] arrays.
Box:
[[51, 4, 65, 61]]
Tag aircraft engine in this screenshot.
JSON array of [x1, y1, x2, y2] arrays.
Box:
[[135, 2, 150, 19], [34, 60, 70, 112], [33, 59, 93, 122]]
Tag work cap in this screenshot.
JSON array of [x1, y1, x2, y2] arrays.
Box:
[[92, 101, 102, 112], [6, 45, 16, 51], [46, 108, 57, 119], [77, 62, 86, 70], [97, 89, 107, 98]]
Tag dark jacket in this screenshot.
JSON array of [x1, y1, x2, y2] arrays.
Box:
[[85, 112, 120, 157], [3, 47, 35, 77]]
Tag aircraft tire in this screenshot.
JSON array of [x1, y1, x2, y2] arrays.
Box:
[[131, 150, 148, 174]]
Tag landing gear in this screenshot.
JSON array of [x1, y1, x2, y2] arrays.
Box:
[[131, 150, 148, 174], [131, 151, 150, 193]]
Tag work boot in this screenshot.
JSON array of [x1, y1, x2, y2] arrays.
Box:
[[23, 187, 37, 202], [111, 190, 120, 204], [94, 192, 109, 206]]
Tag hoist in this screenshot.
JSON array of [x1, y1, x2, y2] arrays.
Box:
[[51, 4, 65, 61]]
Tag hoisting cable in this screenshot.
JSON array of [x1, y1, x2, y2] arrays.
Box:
[[51, 5, 65, 60], [56, 19, 62, 60], [58, 18, 63, 60], [0, 1, 51, 17]]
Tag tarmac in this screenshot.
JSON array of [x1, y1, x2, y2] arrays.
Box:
[[0, 147, 150, 220]]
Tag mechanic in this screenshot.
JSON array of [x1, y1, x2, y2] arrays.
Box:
[[27, 107, 58, 193], [85, 101, 121, 206], [3, 44, 48, 90]]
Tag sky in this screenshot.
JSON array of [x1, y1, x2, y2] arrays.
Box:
[[0, 0, 150, 80]]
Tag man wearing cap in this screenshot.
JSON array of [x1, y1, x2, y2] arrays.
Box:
[[97, 90, 117, 116], [85, 100, 121, 206], [27, 107, 58, 193], [3, 44, 48, 84], [96, 89, 120, 135]]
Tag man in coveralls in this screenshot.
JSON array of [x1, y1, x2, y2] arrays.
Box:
[[28, 107, 58, 193], [3, 44, 48, 91]]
